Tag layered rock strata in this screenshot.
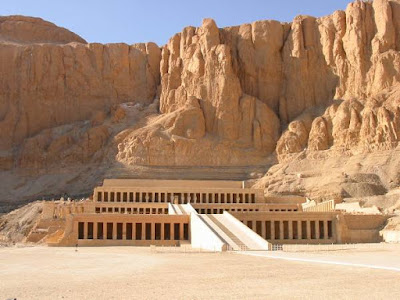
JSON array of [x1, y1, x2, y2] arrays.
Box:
[[1, 1, 400, 206]]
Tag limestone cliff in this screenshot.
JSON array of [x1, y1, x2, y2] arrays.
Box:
[[0, 16, 161, 170], [130, 0, 400, 165]]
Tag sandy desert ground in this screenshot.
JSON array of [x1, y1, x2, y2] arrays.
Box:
[[0, 245, 400, 299]]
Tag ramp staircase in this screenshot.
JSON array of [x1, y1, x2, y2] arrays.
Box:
[[196, 212, 270, 251], [26, 218, 66, 244], [169, 203, 196, 215], [206, 215, 249, 251]]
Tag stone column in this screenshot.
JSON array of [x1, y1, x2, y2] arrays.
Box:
[[141, 223, 146, 240], [179, 223, 184, 241], [324, 220, 329, 240], [279, 221, 284, 240], [123, 223, 126, 240], [316, 221, 320, 240], [252, 221, 257, 232], [101, 223, 105, 240], [151, 222, 155, 240], [83, 222, 88, 240], [289, 220, 293, 240], [113, 223, 117, 240], [307, 221, 311, 240], [271, 220, 275, 240], [132, 223, 136, 241], [261, 221, 266, 239], [161, 223, 165, 240], [93, 222, 98, 240], [171, 223, 175, 241], [297, 221, 302, 240]]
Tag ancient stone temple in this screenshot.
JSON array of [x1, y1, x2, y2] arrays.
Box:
[[35, 179, 389, 251]]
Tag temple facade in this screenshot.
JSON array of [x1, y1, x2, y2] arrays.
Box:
[[30, 179, 389, 251]]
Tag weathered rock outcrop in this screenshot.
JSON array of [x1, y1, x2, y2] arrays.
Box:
[[272, 0, 400, 159], [1, 1, 400, 208], [117, 18, 280, 166], [157, 0, 400, 164], [115, 95, 279, 166], [0, 16, 161, 169], [277, 84, 400, 159]]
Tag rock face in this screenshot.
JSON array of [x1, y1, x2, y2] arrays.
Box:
[[271, 0, 400, 159], [156, 0, 400, 164], [1, 1, 400, 208], [0, 16, 161, 170], [116, 18, 281, 166]]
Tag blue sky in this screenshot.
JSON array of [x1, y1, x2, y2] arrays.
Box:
[[2, 0, 352, 45]]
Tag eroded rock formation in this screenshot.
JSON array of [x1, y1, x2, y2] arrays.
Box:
[[155, 0, 400, 164], [0, 16, 161, 170], [1, 1, 400, 208]]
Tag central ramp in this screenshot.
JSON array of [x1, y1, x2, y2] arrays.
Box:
[[169, 203, 197, 215], [197, 212, 270, 251], [206, 215, 249, 250]]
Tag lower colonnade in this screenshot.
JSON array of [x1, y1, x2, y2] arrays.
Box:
[[71, 214, 190, 246]]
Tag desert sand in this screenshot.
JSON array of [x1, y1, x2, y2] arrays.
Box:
[[1, 245, 400, 299]]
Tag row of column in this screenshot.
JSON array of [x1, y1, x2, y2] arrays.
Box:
[[245, 220, 333, 241], [78, 221, 189, 241], [95, 207, 168, 214], [196, 208, 261, 214], [96, 191, 256, 204]]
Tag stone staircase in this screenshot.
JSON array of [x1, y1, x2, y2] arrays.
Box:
[[46, 229, 66, 245], [207, 214, 249, 251], [169, 204, 196, 215], [175, 205, 185, 214], [26, 218, 66, 244]]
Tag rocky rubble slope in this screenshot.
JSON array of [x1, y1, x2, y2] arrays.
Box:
[[1, 1, 400, 212], [0, 201, 43, 244]]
